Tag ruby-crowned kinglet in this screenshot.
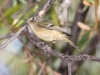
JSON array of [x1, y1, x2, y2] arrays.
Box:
[[27, 18, 80, 51]]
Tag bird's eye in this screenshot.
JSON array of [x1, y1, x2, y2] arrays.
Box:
[[32, 17, 36, 21]]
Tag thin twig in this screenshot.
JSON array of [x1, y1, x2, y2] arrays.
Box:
[[0, 25, 26, 50], [68, 62, 71, 75], [38, 61, 47, 75]]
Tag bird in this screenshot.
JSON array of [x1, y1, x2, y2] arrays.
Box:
[[27, 17, 80, 51]]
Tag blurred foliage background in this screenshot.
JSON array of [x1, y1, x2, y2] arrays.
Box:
[[0, 0, 100, 75]]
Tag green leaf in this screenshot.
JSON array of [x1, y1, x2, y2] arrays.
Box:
[[15, 6, 37, 28], [78, 31, 92, 49], [4, 5, 21, 23], [49, 6, 59, 26], [0, 26, 10, 35], [89, 0, 95, 4]]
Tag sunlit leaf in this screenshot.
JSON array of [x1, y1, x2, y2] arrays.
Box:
[[49, 7, 59, 26], [83, 0, 94, 6], [89, 0, 95, 4], [15, 6, 36, 28], [4, 5, 21, 23]]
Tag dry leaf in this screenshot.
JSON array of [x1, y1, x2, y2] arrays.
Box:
[[83, 0, 93, 6], [89, 31, 93, 39], [80, 31, 87, 36], [77, 22, 91, 30]]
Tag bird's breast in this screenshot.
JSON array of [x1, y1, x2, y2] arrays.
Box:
[[32, 25, 64, 42]]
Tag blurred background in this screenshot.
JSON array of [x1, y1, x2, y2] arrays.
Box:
[[0, 0, 100, 75]]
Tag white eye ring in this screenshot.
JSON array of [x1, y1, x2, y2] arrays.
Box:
[[32, 17, 36, 21], [28, 17, 36, 21]]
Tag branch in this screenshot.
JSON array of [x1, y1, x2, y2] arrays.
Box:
[[25, 25, 100, 63], [34, 0, 56, 18]]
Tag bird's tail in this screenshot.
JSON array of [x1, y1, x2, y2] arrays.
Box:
[[64, 37, 80, 51]]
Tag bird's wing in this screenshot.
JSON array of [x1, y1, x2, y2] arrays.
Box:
[[37, 19, 72, 36], [50, 26, 72, 37]]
